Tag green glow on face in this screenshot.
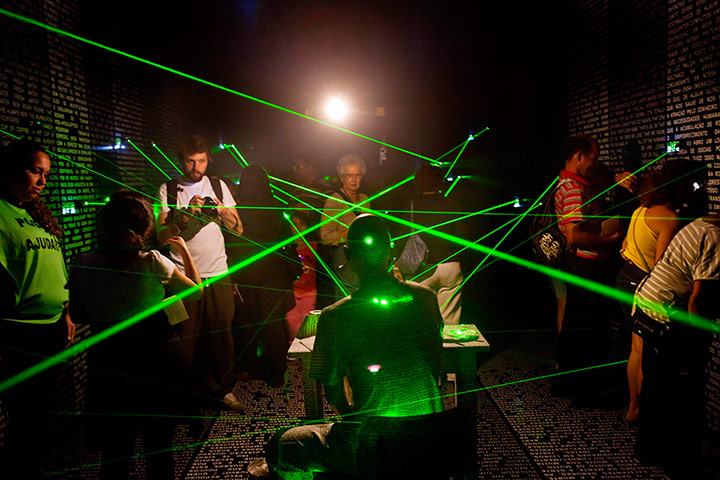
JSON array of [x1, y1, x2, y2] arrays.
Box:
[[444, 139, 470, 181], [0, 8, 437, 163], [151, 142, 183, 175], [364, 236, 374, 245], [126, 138, 172, 180], [390, 199, 517, 242], [443, 176, 462, 198]]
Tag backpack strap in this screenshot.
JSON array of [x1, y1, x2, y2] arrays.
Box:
[[209, 176, 226, 203], [335, 189, 359, 217], [166, 179, 179, 222]]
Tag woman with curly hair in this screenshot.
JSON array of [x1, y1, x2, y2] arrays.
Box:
[[0, 139, 74, 478]]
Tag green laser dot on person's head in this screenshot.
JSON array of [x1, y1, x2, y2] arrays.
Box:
[[364, 236, 373, 245]]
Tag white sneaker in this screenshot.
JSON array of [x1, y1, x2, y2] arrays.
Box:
[[222, 392, 244, 412]]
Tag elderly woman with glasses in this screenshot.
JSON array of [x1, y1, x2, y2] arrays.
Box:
[[320, 154, 369, 299]]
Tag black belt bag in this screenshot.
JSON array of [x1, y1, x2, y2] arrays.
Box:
[[632, 310, 671, 345]]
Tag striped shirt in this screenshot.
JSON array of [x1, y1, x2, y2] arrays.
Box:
[[554, 171, 597, 259], [636, 219, 720, 324]]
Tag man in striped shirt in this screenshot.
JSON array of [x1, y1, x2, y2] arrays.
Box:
[[553, 135, 623, 404], [634, 214, 720, 466]]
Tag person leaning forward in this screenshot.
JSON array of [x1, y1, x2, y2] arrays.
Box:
[[156, 134, 244, 411]]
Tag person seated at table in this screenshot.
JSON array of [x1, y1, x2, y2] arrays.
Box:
[[249, 214, 445, 478]]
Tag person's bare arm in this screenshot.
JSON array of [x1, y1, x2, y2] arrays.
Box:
[[565, 222, 623, 249], [157, 211, 181, 245], [216, 199, 243, 236], [688, 280, 720, 319], [166, 236, 203, 301], [646, 205, 681, 264]]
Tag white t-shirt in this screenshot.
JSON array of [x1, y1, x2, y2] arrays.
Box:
[[158, 177, 235, 277], [69, 250, 175, 325]]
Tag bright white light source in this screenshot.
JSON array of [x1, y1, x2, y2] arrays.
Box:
[[693, 182, 701, 191], [325, 97, 348, 121]]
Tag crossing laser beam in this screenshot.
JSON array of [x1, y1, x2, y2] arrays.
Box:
[[0, 7, 437, 163], [151, 142, 183, 175], [126, 137, 172, 180]]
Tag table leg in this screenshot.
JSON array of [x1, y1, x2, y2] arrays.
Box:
[[301, 357, 323, 419]]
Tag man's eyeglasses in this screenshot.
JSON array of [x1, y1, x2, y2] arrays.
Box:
[[342, 174, 363, 181]]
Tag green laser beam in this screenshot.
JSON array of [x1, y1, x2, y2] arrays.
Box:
[[35, 121, 158, 193], [440, 177, 558, 309], [273, 194, 289, 205], [126, 137, 171, 180], [0, 7, 437, 163], [151, 142, 183, 175], [284, 215, 349, 297], [223, 143, 245, 167], [390, 199, 517, 242], [0, 127, 158, 203], [0, 175, 414, 394], [560, 152, 668, 222], [443, 176, 462, 198], [271, 183, 350, 229], [279, 174, 720, 334], [475, 156, 707, 277], [434, 127, 490, 163], [444, 138, 471, 180], [229, 144, 250, 167], [407, 212, 531, 281], [44, 357, 626, 475]]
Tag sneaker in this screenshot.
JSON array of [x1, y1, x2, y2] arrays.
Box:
[[222, 392, 245, 412]]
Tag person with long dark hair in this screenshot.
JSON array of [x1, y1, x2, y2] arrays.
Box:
[[231, 165, 296, 387], [68, 191, 202, 479], [0, 140, 74, 479]]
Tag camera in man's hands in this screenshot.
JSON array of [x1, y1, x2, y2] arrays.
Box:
[[202, 196, 219, 218]]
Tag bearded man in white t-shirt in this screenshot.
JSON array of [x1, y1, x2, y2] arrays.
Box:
[[157, 135, 244, 411]]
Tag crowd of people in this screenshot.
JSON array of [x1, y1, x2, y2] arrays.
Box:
[[0, 133, 717, 478]]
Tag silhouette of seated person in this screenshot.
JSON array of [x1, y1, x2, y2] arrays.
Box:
[[254, 214, 464, 479]]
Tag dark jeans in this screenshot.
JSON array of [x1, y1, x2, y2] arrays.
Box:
[[636, 310, 711, 465], [0, 319, 67, 479], [556, 254, 618, 397], [176, 279, 236, 395]]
